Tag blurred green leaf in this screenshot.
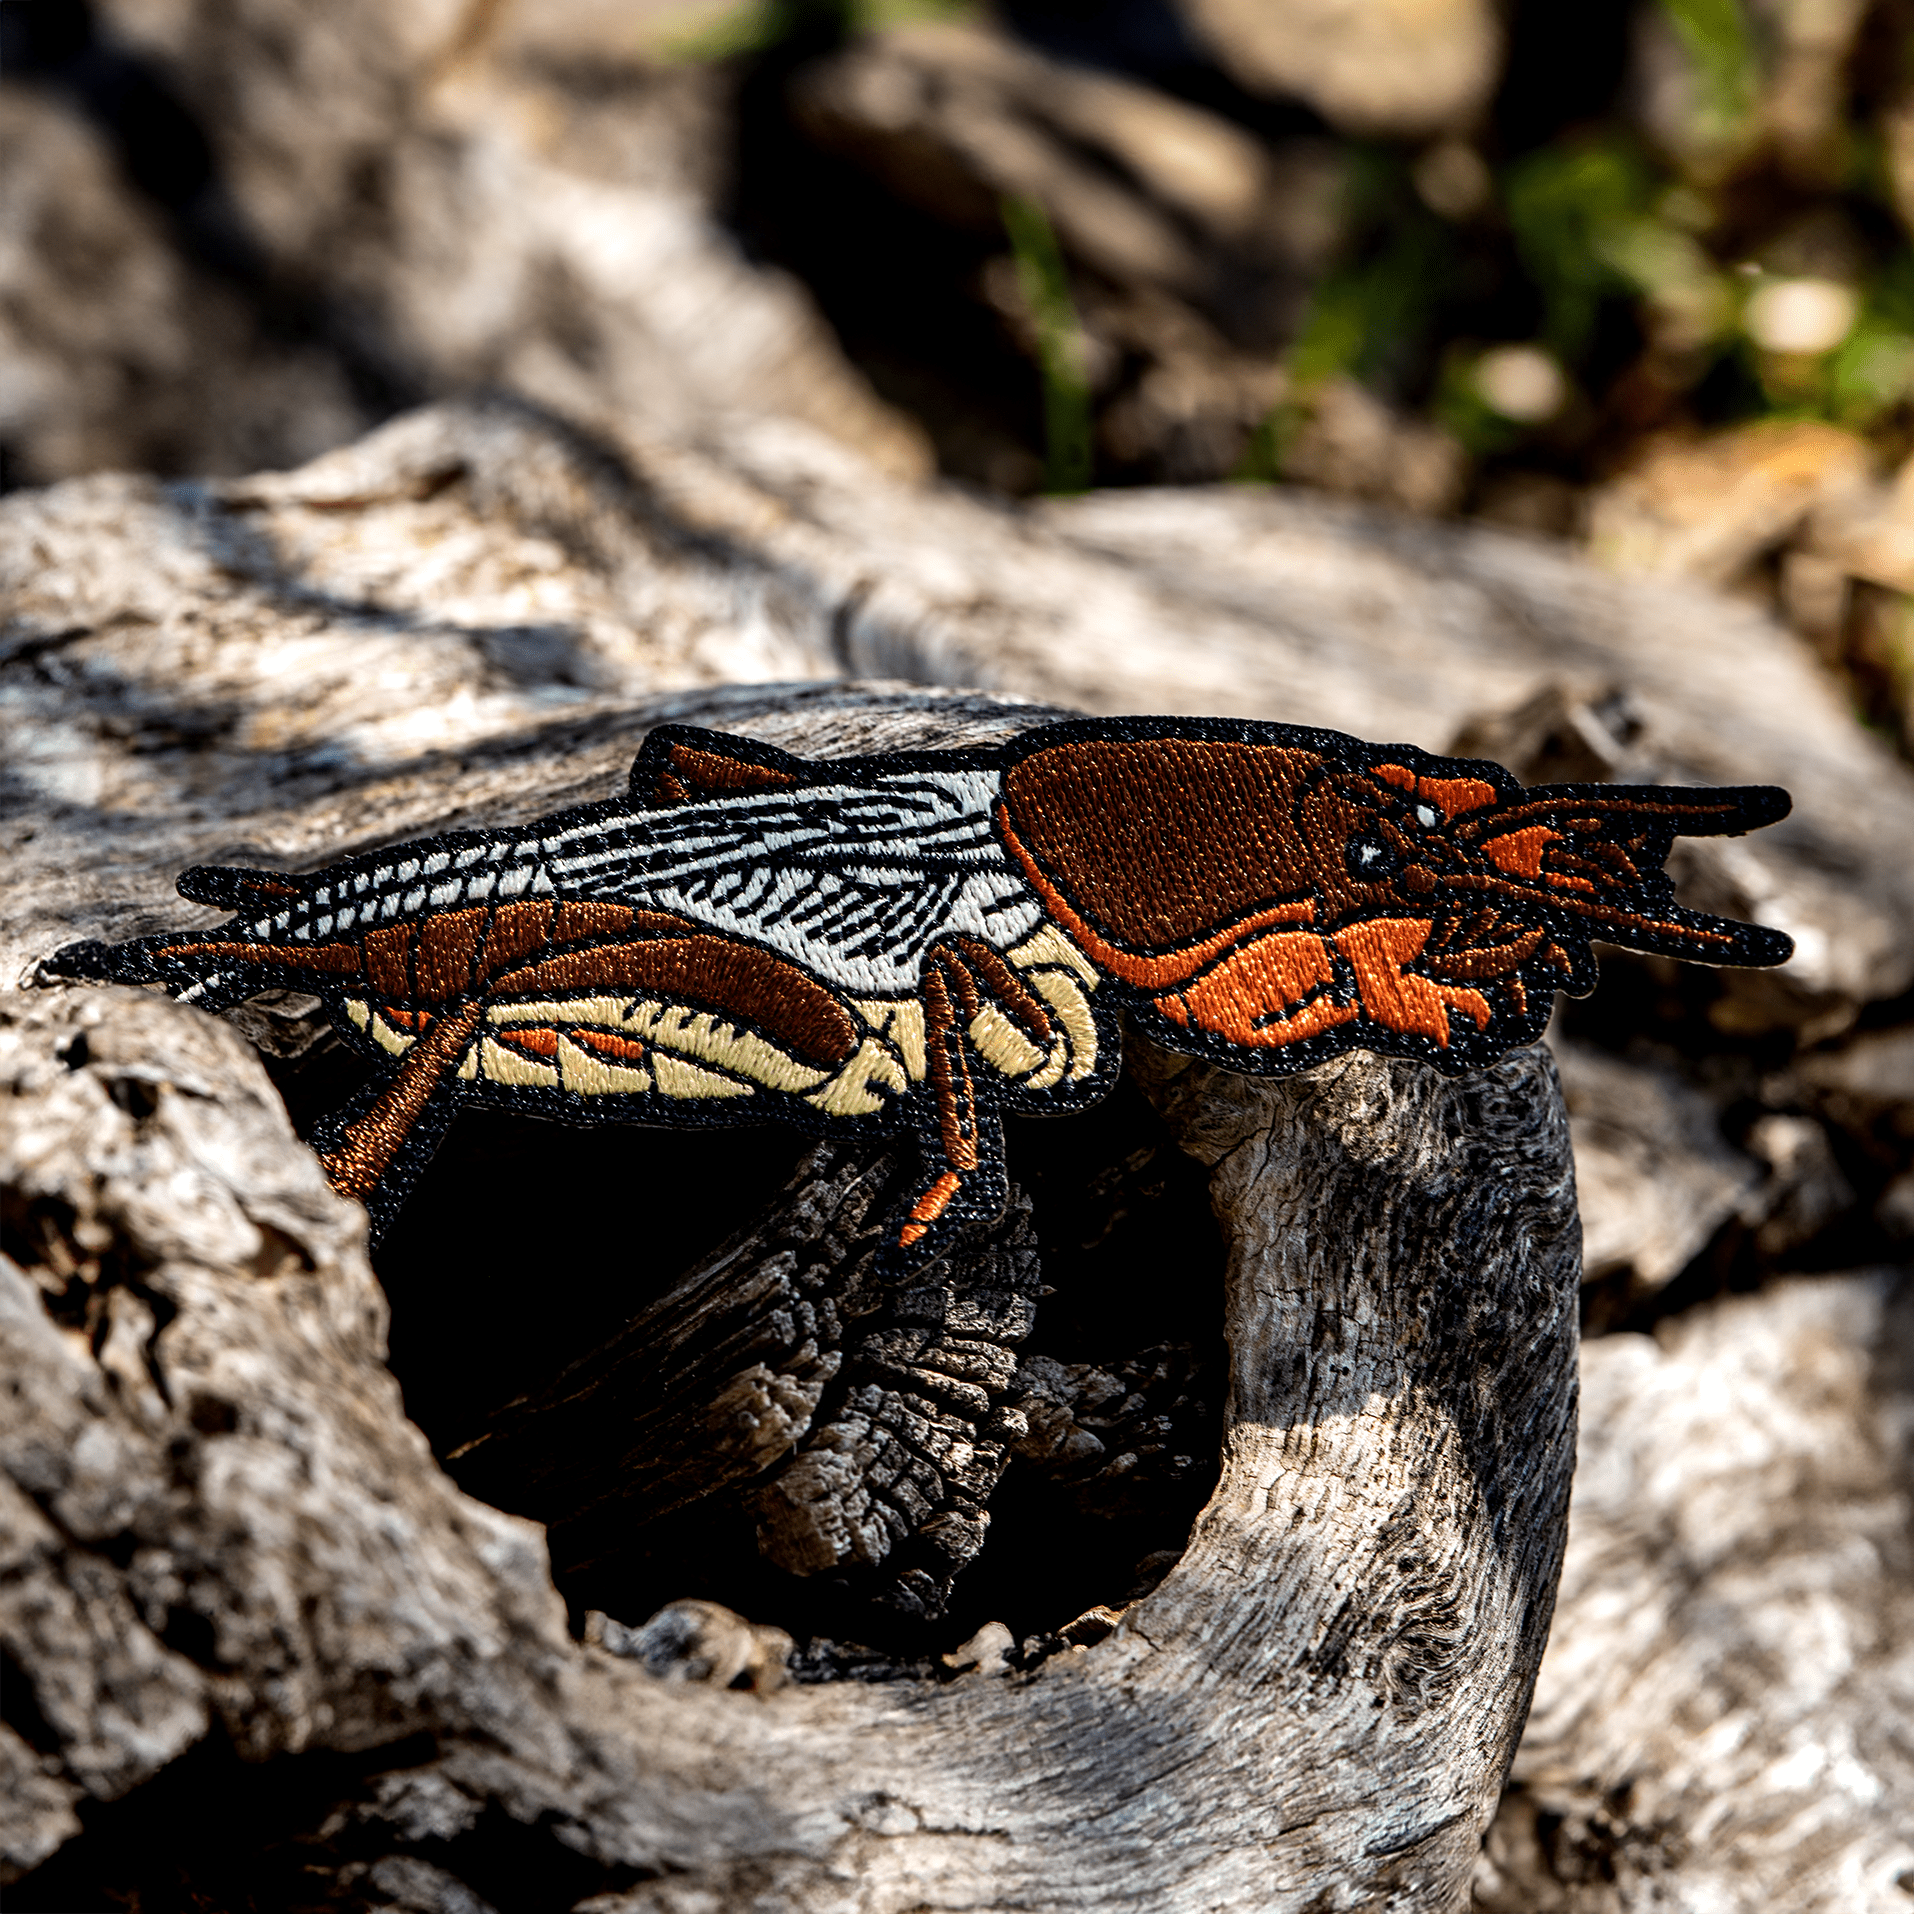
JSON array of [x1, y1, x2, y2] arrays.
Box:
[[1502, 139, 1658, 363], [1828, 326, 1914, 419], [1867, 250, 1914, 335], [1239, 151, 1460, 480], [1283, 154, 1455, 389], [852, 0, 981, 27], [1431, 349, 1529, 459], [1657, 0, 1759, 144], [1788, 253, 1914, 425], [1002, 196, 1094, 494], [657, 0, 805, 63], [656, 0, 976, 62], [1596, 217, 1734, 348]]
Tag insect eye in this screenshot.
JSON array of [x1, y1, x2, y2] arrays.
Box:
[[1346, 834, 1401, 879], [1415, 804, 1439, 828]]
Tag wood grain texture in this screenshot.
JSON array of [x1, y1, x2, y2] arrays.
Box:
[[1, 691, 1581, 1911], [1476, 1272, 1914, 1912]]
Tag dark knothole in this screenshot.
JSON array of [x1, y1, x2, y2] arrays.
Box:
[[262, 1016, 1227, 1665]]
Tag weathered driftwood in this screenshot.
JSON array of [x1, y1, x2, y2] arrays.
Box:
[[8, 395, 1901, 1335], [1476, 1272, 1914, 1912], [7, 407, 1911, 1907], [1, 690, 1582, 1911], [1550, 1037, 1759, 1318], [443, 1106, 1218, 1640]]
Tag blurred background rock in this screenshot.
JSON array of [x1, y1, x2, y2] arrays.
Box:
[[4, 1, 1914, 561], [10, 0, 1914, 757], [7, 0, 1914, 1904]]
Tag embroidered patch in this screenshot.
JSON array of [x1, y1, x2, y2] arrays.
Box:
[[48, 717, 1794, 1275]]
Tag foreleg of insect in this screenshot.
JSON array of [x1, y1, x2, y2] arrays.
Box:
[[1332, 919, 1492, 1044], [934, 935, 1067, 1087], [1420, 922, 1550, 1023], [311, 998, 486, 1238], [880, 952, 1011, 1279], [998, 926, 1103, 1091], [1151, 929, 1359, 1050]]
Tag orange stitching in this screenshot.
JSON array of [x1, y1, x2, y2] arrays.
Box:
[[1371, 765, 1498, 816], [1333, 919, 1491, 1043], [572, 1029, 647, 1062], [479, 900, 555, 978], [552, 900, 636, 943], [901, 1172, 964, 1246], [364, 923, 413, 999], [417, 907, 486, 1001], [152, 939, 360, 975], [496, 1026, 561, 1058], [1171, 931, 1357, 1048], [1482, 827, 1557, 878], [922, 965, 981, 1171], [953, 937, 1055, 1042]]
